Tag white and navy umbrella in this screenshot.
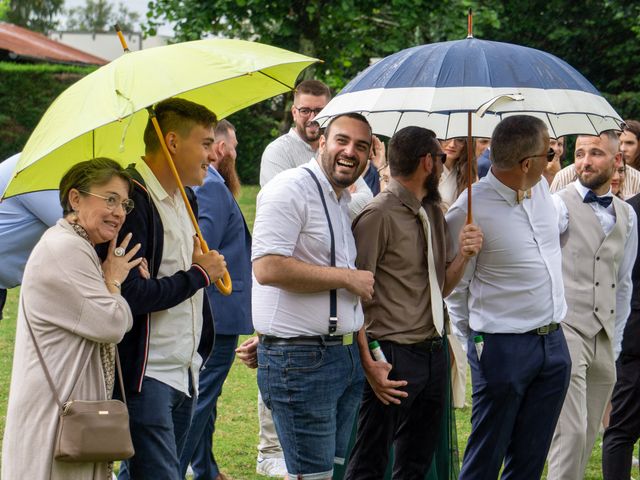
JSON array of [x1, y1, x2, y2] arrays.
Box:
[[316, 37, 623, 139]]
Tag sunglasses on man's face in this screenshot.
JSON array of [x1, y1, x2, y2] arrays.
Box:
[[518, 148, 555, 164]]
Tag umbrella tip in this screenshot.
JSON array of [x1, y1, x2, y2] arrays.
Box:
[[467, 8, 473, 38]]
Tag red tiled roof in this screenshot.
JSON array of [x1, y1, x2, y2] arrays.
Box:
[[0, 22, 107, 65]]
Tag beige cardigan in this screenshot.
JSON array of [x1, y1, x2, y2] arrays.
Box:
[[2, 220, 133, 480]]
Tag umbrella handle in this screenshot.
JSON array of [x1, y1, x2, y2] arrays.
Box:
[[466, 112, 473, 224], [114, 24, 130, 53], [149, 111, 233, 296]]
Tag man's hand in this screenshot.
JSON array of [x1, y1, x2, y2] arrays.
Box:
[[345, 269, 375, 301], [235, 336, 259, 369], [458, 223, 483, 258], [369, 135, 386, 170], [363, 360, 408, 405], [192, 236, 227, 281]]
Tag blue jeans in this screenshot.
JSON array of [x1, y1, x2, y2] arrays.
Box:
[[180, 334, 238, 479], [118, 376, 195, 480], [257, 341, 364, 479]]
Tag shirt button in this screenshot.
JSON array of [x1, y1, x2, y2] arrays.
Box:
[[596, 256, 600, 261], [595, 307, 599, 312], [611, 309, 615, 314], [595, 282, 599, 286], [612, 284, 615, 288]]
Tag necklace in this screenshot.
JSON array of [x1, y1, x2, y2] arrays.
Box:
[[71, 222, 91, 243]]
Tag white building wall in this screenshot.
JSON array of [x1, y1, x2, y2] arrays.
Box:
[[50, 31, 170, 61]]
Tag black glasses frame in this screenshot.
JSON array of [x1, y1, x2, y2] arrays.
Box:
[[518, 148, 555, 164], [294, 106, 324, 116]]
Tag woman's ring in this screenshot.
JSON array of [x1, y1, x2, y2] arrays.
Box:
[[114, 247, 126, 257]]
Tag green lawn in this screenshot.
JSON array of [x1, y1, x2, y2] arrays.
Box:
[[0, 185, 615, 478]]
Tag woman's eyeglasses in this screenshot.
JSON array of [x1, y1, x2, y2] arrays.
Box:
[[80, 190, 134, 214]]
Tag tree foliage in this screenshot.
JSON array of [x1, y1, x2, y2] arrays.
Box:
[[143, 0, 640, 182], [146, 0, 639, 95], [6, 0, 64, 32], [0, 0, 9, 21], [478, 0, 640, 95], [65, 0, 141, 32], [146, 0, 500, 91]]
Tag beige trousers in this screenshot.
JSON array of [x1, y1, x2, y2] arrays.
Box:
[[547, 325, 616, 480], [257, 391, 284, 459], [448, 333, 467, 408]]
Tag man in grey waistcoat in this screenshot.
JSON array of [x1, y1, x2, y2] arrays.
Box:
[[547, 131, 638, 480]]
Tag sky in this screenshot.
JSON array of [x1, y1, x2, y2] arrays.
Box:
[[60, 0, 174, 35]]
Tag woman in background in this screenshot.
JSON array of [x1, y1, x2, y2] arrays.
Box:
[[438, 138, 478, 212]]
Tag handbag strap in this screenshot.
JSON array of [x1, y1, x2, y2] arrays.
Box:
[[22, 296, 127, 410], [302, 166, 338, 334]]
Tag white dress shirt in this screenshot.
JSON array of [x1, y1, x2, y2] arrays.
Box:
[[137, 161, 204, 396], [438, 164, 458, 212], [445, 170, 566, 345], [259, 128, 373, 218], [553, 180, 638, 357], [252, 158, 364, 337]]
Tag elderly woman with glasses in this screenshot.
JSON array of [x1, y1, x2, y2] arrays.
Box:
[[2, 158, 148, 480]]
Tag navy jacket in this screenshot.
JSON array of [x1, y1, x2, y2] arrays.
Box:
[[623, 193, 640, 357], [98, 165, 215, 393], [195, 167, 253, 335]]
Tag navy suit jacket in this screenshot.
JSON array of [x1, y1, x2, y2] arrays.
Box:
[[196, 166, 253, 335]]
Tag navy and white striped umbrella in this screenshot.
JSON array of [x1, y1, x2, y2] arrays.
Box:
[[316, 38, 622, 139]]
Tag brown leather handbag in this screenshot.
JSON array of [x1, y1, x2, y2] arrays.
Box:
[[26, 312, 135, 463]]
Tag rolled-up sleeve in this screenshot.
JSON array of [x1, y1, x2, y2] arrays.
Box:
[[252, 179, 305, 261]]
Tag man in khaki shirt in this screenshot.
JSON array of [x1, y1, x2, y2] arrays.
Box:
[[345, 126, 482, 479]]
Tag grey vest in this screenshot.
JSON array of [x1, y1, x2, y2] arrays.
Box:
[[558, 184, 630, 339]]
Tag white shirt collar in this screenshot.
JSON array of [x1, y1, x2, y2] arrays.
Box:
[[208, 165, 224, 183], [136, 159, 171, 201], [572, 179, 612, 200]]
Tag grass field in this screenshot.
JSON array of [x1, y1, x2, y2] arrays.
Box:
[[0, 184, 615, 479]]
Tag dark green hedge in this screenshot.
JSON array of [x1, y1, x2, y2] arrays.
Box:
[[0, 62, 96, 161]]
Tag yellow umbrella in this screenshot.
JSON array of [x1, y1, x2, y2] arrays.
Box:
[[4, 39, 317, 197], [4, 38, 318, 294]]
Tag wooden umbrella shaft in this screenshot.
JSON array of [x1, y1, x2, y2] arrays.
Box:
[[149, 113, 232, 296], [467, 111, 473, 224]]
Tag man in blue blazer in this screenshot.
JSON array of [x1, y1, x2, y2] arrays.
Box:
[[180, 120, 254, 480]]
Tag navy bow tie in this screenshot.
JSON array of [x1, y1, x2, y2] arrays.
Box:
[[584, 190, 613, 208]]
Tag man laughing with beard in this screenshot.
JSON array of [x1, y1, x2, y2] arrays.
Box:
[[252, 113, 376, 480], [259, 79, 373, 218]]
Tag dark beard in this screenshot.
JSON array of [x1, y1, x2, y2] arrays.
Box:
[[217, 156, 241, 198], [578, 169, 611, 192], [423, 171, 441, 204]]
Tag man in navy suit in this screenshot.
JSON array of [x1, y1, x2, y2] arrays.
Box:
[[180, 120, 254, 480]]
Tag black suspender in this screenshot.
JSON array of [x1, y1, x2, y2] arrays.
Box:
[[302, 167, 338, 335]]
